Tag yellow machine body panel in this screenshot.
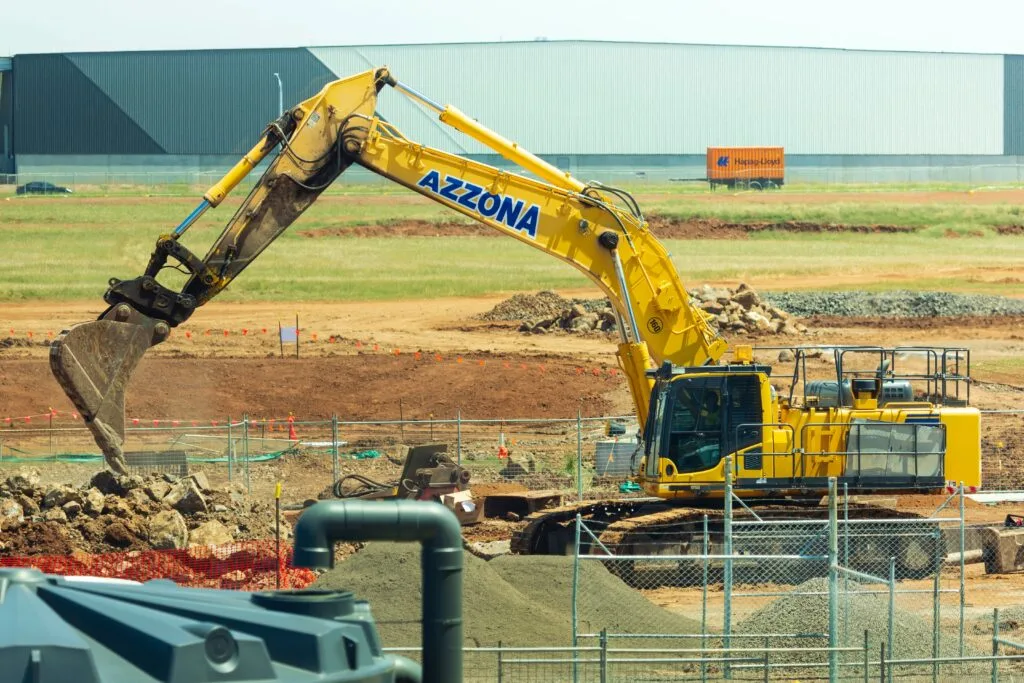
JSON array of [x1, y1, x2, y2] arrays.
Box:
[[640, 369, 981, 499]]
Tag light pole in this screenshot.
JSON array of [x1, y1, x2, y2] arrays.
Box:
[[272, 72, 283, 117]]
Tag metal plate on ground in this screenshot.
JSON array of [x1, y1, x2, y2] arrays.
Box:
[[481, 489, 564, 518], [595, 439, 640, 477], [124, 450, 189, 477]]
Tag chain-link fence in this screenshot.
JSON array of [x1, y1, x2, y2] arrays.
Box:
[[0, 413, 640, 503], [3, 410, 1024, 501], [9, 411, 1024, 679], [571, 466, 1024, 681], [8, 163, 1024, 193]]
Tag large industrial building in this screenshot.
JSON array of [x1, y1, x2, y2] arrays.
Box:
[[2, 41, 1023, 183]]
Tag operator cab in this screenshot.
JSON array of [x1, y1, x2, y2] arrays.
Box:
[[643, 364, 770, 479]]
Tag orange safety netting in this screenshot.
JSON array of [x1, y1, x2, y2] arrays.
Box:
[[0, 540, 317, 591]]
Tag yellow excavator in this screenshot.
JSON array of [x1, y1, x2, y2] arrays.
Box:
[[50, 67, 982, 577]]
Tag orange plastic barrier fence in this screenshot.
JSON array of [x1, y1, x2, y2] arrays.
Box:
[[0, 540, 317, 591]]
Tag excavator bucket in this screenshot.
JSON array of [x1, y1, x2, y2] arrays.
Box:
[[49, 308, 170, 474]]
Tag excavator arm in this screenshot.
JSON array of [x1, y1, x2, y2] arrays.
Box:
[[50, 67, 726, 472]]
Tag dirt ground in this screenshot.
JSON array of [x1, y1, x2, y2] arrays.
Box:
[[29, 188, 1024, 206], [296, 216, 921, 240], [4, 287, 1023, 415], [2, 283, 1024, 628]]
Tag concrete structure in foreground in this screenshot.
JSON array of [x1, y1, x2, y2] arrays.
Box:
[[5, 41, 1024, 183]]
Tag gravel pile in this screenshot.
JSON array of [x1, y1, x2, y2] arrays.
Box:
[[479, 291, 572, 321], [489, 555, 701, 636], [736, 578, 977, 667], [312, 543, 699, 648], [763, 290, 1024, 318], [313, 542, 571, 647]]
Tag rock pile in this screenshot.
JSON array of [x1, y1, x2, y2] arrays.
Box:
[[688, 283, 807, 336], [0, 468, 288, 556], [483, 286, 808, 337]]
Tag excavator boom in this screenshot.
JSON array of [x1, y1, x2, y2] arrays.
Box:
[[51, 66, 725, 472]]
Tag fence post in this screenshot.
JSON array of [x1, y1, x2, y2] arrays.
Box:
[[863, 629, 869, 683], [701, 513, 709, 683], [828, 477, 838, 683], [959, 481, 966, 658], [456, 409, 462, 465], [992, 608, 1000, 683], [599, 629, 607, 683], [576, 408, 583, 502], [227, 416, 233, 482], [275, 480, 282, 589], [243, 413, 250, 494], [844, 481, 850, 646], [497, 639, 503, 683], [880, 641, 886, 683], [932, 525, 941, 682], [724, 454, 733, 680], [399, 398, 405, 442], [888, 557, 896, 683], [572, 514, 581, 683], [331, 414, 339, 488]]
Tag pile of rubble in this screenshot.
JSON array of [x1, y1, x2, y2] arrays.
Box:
[[0, 469, 289, 556], [485, 285, 808, 336], [478, 290, 574, 322], [688, 283, 808, 336]]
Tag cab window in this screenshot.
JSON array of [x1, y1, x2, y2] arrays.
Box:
[[668, 377, 725, 474], [662, 374, 764, 474]]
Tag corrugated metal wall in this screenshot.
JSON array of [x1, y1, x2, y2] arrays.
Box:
[[7, 41, 1011, 165], [0, 69, 14, 173], [13, 54, 163, 154], [311, 42, 1004, 156], [13, 49, 335, 155], [1004, 55, 1024, 155]]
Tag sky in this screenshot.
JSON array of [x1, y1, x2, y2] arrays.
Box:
[[5, 0, 1024, 56]]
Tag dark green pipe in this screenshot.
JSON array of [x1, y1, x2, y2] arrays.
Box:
[[293, 499, 463, 683]]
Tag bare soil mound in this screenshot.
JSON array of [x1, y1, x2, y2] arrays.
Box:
[[646, 216, 916, 239], [0, 353, 618, 423], [296, 216, 918, 240]]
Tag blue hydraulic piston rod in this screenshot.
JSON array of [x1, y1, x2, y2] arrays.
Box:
[[171, 199, 211, 238]]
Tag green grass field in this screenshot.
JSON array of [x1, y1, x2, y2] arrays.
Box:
[[1, 186, 1022, 302]]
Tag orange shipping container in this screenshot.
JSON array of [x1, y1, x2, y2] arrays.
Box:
[[706, 147, 784, 188]]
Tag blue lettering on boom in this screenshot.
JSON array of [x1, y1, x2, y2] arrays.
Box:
[[416, 170, 540, 238]]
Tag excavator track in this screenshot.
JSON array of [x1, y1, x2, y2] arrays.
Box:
[[512, 499, 952, 581]]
